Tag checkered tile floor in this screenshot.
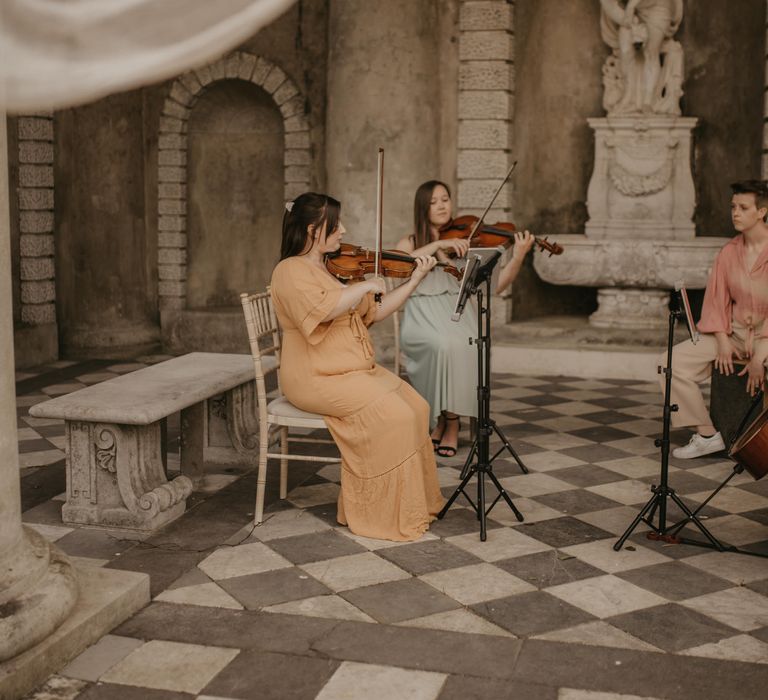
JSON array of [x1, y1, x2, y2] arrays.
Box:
[[17, 364, 768, 700]]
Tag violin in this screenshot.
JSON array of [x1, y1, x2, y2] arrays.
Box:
[[439, 215, 564, 257], [326, 243, 462, 282]]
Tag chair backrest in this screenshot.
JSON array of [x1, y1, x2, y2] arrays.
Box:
[[240, 288, 281, 389], [384, 277, 403, 376]]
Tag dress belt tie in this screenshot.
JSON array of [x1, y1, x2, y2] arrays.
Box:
[[350, 312, 374, 359]]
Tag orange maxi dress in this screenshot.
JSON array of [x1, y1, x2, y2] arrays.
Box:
[[270, 256, 444, 541]]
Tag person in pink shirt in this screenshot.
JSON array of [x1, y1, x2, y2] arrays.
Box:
[[665, 180, 768, 458]]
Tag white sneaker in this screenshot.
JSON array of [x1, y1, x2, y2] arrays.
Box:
[[672, 432, 725, 459]]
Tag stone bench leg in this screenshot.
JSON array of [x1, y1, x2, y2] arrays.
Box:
[[204, 381, 259, 469], [180, 402, 205, 487], [62, 421, 193, 532]]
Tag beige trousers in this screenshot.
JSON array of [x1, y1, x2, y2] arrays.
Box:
[[660, 324, 768, 429]]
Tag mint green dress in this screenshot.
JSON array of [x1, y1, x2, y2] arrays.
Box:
[[400, 270, 479, 427]]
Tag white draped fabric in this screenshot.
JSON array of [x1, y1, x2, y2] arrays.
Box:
[[0, 0, 297, 111]]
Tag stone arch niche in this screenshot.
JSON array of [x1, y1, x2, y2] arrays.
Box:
[[158, 52, 311, 352]]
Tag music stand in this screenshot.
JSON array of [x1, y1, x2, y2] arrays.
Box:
[[614, 284, 724, 552], [438, 247, 527, 541]]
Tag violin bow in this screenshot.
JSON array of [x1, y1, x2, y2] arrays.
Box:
[[467, 160, 518, 246], [373, 147, 384, 302]]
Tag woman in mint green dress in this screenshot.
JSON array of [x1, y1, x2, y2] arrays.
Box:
[[395, 181, 477, 457]]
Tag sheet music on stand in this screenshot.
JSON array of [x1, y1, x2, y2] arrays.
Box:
[[675, 280, 699, 344], [452, 247, 504, 322]]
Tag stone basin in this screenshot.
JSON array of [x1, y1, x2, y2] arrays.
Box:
[[533, 234, 730, 328]]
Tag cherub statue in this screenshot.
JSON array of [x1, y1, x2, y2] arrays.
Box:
[[599, 0, 684, 115]]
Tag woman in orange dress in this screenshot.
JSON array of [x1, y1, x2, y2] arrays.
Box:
[[270, 192, 445, 541]]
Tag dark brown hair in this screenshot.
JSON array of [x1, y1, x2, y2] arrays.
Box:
[[280, 192, 341, 260], [731, 180, 768, 221], [413, 180, 451, 249]]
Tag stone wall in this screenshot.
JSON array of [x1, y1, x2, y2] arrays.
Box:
[[46, 0, 327, 359], [326, 0, 460, 244], [507, 0, 766, 321]]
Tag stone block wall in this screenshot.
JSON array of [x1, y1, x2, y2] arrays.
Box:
[[457, 0, 515, 222], [17, 114, 56, 326]]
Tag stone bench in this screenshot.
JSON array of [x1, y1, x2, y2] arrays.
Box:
[[29, 352, 261, 532]]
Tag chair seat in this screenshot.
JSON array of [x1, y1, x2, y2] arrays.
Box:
[[267, 396, 327, 428]]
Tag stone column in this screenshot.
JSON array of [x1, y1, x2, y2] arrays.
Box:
[[0, 115, 78, 662], [763, 0, 768, 179], [326, 0, 441, 243]]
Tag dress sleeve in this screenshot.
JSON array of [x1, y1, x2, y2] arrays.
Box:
[[697, 249, 732, 336], [271, 260, 345, 344], [358, 291, 378, 327]]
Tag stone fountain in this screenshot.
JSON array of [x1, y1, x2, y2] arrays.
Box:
[[534, 0, 728, 329]]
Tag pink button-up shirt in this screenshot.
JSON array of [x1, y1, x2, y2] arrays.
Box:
[[698, 235, 768, 353]]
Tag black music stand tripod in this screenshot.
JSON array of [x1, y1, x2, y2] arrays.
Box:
[[614, 292, 723, 552], [437, 250, 526, 541]]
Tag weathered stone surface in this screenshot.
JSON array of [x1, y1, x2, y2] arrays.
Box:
[[459, 61, 512, 91], [158, 280, 186, 297], [158, 263, 186, 281], [158, 149, 186, 167], [21, 280, 55, 304], [194, 64, 214, 86], [163, 100, 190, 122], [273, 80, 299, 106], [284, 149, 310, 166], [285, 165, 310, 183], [158, 133, 188, 151], [459, 31, 513, 61], [285, 181, 308, 199], [21, 303, 56, 325], [17, 117, 53, 141], [458, 120, 511, 149], [534, 234, 728, 290], [158, 166, 187, 183], [210, 58, 227, 81], [225, 54, 241, 78], [19, 164, 54, 188], [284, 114, 309, 133], [158, 183, 187, 199], [20, 257, 55, 281], [458, 90, 511, 120], [158, 215, 186, 232], [30, 353, 255, 424], [252, 57, 273, 85], [460, 1, 513, 32], [169, 81, 195, 107], [457, 179, 512, 209], [285, 131, 310, 149], [19, 233, 54, 257], [158, 247, 187, 264], [279, 95, 304, 118], [458, 149, 510, 179], [19, 211, 54, 233], [158, 232, 187, 249], [159, 116, 185, 134], [19, 141, 54, 164], [238, 52, 257, 80], [158, 198, 187, 216], [263, 66, 287, 94], [180, 71, 203, 95], [18, 188, 54, 210]]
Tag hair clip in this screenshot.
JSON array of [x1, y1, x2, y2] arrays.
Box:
[[285, 201, 294, 213]]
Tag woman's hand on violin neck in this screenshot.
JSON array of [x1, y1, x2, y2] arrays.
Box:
[[512, 230, 535, 260], [410, 256, 438, 285]]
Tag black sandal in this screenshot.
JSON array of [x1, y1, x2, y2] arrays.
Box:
[[431, 414, 446, 449], [436, 416, 460, 457]]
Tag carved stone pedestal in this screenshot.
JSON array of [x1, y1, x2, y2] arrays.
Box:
[[589, 288, 669, 329], [63, 421, 193, 530], [586, 116, 698, 241]]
